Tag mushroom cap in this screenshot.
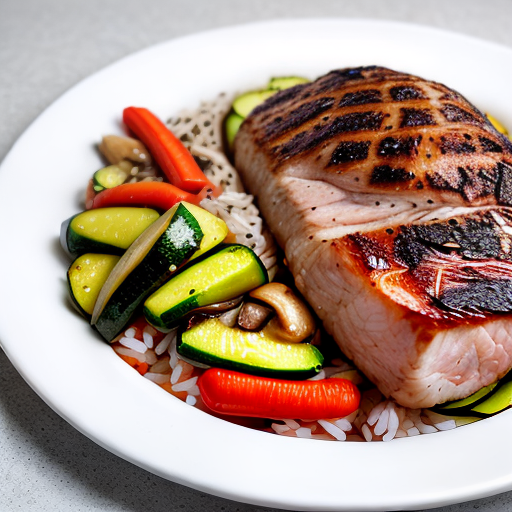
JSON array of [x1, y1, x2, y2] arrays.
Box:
[[250, 282, 316, 343]]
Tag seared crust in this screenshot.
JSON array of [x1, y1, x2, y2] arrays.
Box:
[[344, 209, 512, 321], [242, 66, 512, 206]]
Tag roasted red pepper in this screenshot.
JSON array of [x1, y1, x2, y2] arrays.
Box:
[[198, 369, 360, 420], [123, 106, 215, 194], [85, 181, 202, 211]]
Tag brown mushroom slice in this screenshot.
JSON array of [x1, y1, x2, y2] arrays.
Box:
[[218, 303, 243, 328], [194, 296, 244, 315], [99, 135, 153, 165], [237, 301, 273, 331], [182, 297, 244, 329], [249, 283, 316, 343]]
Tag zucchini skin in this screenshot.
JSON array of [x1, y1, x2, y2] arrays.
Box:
[[67, 253, 120, 319], [62, 207, 160, 257], [232, 90, 277, 118], [143, 244, 268, 330], [94, 203, 204, 341], [92, 164, 128, 192], [177, 318, 324, 379], [431, 371, 512, 418]]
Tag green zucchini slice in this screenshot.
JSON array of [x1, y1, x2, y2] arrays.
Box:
[[225, 112, 244, 149], [226, 76, 310, 146], [92, 164, 128, 192], [232, 90, 277, 118], [432, 371, 512, 418], [178, 317, 323, 379], [62, 207, 160, 257], [471, 380, 512, 415], [67, 253, 120, 319], [267, 76, 309, 90], [92, 203, 205, 342], [183, 202, 229, 260], [434, 382, 498, 412], [144, 244, 268, 330]]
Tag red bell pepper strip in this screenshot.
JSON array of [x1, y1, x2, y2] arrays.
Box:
[[123, 106, 215, 194], [198, 369, 361, 421], [85, 181, 202, 211]]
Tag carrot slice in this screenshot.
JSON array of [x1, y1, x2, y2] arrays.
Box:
[[85, 181, 201, 211], [198, 369, 360, 420], [123, 106, 215, 194]]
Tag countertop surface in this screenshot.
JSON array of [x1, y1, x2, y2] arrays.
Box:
[[2, 1, 512, 511]]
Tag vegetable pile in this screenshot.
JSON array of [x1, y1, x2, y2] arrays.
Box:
[[61, 101, 361, 424]]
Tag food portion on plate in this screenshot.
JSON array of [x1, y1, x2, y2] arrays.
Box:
[[234, 66, 512, 407], [60, 66, 512, 442]]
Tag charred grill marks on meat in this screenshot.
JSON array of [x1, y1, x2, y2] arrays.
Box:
[[249, 67, 512, 207], [349, 210, 512, 318]]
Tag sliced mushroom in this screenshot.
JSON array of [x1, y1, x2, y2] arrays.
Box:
[[219, 304, 243, 328], [237, 301, 273, 331], [194, 296, 244, 315], [99, 135, 153, 165], [249, 283, 316, 343]]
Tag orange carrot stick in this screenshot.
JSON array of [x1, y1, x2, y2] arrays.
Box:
[[123, 106, 215, 194]]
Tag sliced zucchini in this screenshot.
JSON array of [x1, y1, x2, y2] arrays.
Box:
[[434, 382, 498, 412], [225, 112, 244, 149], [184, 202, 229, 260], [61, 207, 160, 257], [432, 371, 512, 418], [232, 90, 277, 118], [92, 164, 128, 192], [471, 380, 512, 415], [144, 244, 268, 330], [67, 253, 120, 318], [178, 317, 323, 378], [267, 76, 309, 90], [92, 203, 204, 342], [226, 76, 310, 146]]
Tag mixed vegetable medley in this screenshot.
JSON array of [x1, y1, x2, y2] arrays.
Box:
[[60, 78, 512, 434]]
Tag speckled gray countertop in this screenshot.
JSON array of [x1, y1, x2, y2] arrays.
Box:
[[2, 1, 512, 510]]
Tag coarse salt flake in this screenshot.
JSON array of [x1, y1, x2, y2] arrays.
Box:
[[165, 216, 197, 249]]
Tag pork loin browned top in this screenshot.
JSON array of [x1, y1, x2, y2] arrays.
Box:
[[233, 66, 512, 408]]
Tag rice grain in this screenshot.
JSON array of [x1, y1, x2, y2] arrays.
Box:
[[149, 357, 171, 374], [361, 424, 373, 442], [113, 346, 146, 362], [144, 373, 170, 384], [295, 427, 312, 439], [186, 395, 197, 406], [124, 327, 136, 338], [144, 350, 158, 365], [333, 418, 352, 431], [155, 331, 173, 355], [143, 331, 154, 349], [170, 363, 183, 384], [318, 420, 347, 441], [119, 337, 147, 354], [283, 419, 301, 430], [272, 423, 291, 434], [172, 376, 199, 393], [367, 401, 386, 426]]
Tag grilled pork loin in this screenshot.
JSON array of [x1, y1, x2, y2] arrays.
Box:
[[233, 66, 512, 408]]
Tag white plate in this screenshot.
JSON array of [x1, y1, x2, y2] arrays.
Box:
[[0, 19, 511, 512]]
